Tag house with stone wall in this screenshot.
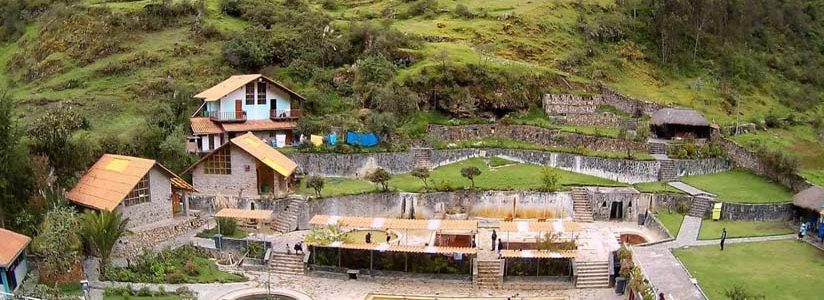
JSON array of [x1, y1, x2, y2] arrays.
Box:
[[66, 154, 197, 229], [188, 74, 305, 154], [185, 132, 298, 206]]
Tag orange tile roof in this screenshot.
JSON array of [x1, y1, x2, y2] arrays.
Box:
[[221, 120, 296, 132], [215, 208, 273, 220], [231, 133, 297, 177], [66, 154, 194, 211], [190, 117, 223, 135], [194, 74, 305, 101], [0, 228, 31, 268]]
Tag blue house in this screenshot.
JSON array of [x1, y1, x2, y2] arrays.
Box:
[[0, 228, 31, 294]]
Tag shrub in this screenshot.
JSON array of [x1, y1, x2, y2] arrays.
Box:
[[366, 168, 392, 191], [454, 4, 474, 18], [675, 200, 690, 215], [137, 286, 152, 297], [217, 217, 237, 236], [183, 260, 199, 276], [305, 176, 325, 197], [540, 167, 560, 192], [321, 0, 338, 10], [411, 167, 431, 191], [165, 271, 185, 284], [725, 284, 765, 300], [460, 166, 482, 189], [334, 143, 353, 154]]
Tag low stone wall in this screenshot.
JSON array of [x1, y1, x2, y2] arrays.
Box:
[[717, 138, 811, 192], [301, 191, 573, 229], [705, 200, 795, 221], [114, 216, 209, 258], [290, 148, 730, 184], [427, 124, 646, 152], [649, 193, 693, 212], [189, 195, 290, 214], [543, 94, 598, 114], [598, 86, 667, 117], [561, 113, 635, 129]]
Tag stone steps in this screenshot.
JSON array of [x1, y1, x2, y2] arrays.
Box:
[[647, 142, 668, 155], [269, 252, 305, 275], [688, 197, 711, 218], [475, 260, 503, 289], [272, 198, 305, 233], [659, 160, 678, 182], [576, 261, 609, 289], [571, 189, 594, 223]]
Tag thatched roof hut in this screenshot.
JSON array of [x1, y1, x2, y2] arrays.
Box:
[[793, 185, 824, 211], [650, 108, 709, 126], [650, 108, 711, 139]]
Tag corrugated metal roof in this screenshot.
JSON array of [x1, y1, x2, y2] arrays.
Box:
[[190, 117, 224, 135], [500, 249, 576, 259], [215, 208, 274, 220], [318, 242, 477, 255], [0, 228, 30, 268], [221, 120, 296, 132], [194, 74, 305, 101], [66, 154, 194, 211]]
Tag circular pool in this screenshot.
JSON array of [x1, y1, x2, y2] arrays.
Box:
[[619, 233, 648, 245]]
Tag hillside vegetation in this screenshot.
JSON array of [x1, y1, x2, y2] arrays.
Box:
[[1, 0, 824, 229]]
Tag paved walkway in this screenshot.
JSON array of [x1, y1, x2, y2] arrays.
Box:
[[667, 182, 714, 197], [633, 215, 795, 300]]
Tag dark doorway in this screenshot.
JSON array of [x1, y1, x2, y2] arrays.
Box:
[[251, 202, 256, 210], [610, 201, 623, 220]]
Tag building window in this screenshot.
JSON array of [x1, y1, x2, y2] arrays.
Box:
[[204, 147, 231, 175], [124, 174, 151, 207], [245, 83, 255, 105], [257, 81, 266, 105]]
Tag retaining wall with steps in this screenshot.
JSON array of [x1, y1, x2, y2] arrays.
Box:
[[272, 198, 307, 233], [572, 189, 594, 223], [270, 251, 306, 275], [474, 259, 503, 289]]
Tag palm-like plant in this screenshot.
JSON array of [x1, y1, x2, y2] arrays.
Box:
[[79, 210, 129, 279]]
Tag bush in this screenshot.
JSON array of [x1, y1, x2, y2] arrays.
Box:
[[675, 200, 690, 215], [183, 260, 199, 276], [305, 176, 325, 197], [334, 143, 353, 154], [217, 217, 237, 236], [165, 271, 185, 284], [321, 0, 338, 10], [454, 4, 474, 18], [366, 168, 392, 191]]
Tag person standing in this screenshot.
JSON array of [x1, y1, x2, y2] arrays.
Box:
[[471, 237, 477, 248], [491, 229, 498, 250], [365, 232, 372, 244], [385, 230, 391, 244], [497, 238, 504, 254], [720, 228, 727, 251]]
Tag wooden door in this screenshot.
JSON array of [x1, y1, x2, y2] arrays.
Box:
[[235, 99, 243, 119], [172, 191, 181, 214]]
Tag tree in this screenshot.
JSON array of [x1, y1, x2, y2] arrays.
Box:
[[366, 168, 392, 192], [28, 107, 92, 185], [305, 175, 325, 197], [460, 166, 481, 189], [411, 167, 431, 191], [540, 167, 560, 192], [0, 91, 33, 229], [365, 112, 399, 142], [79, 210, 129, 279], [31, 205, 82, 282], [353, 55, 396, 108]]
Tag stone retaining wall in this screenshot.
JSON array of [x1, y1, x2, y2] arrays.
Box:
[[643, 213, 674, 241], [717, 138, 811, 192], [289, 148, 730, 184], [598, 87, 667, 117], [427, 124, 645, 152], [705, 200, 795, 221], [114, 216, 209, 258], [543, 94, 598, 114], [561, 113, 635, 129]]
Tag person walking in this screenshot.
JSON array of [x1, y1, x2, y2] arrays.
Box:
[[497, 238, 503, 254], [385, 230, 391, 244], [720, 228, 727, 251], [365, 232, 372, 244], [471, 237, 477, 248], [491, 230, 498, 250], [294, 241, 304, 254]]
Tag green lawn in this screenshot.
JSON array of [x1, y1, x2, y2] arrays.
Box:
[[298, 158, 626, 197], [633, 182, 686, 194], [654, 211, 685, 238], [488, 156, 517, 167], [698, 219, 793, 240], [681, 169, 793, 203], [433, 137, 654, 160], [675, 240, 824, 300]]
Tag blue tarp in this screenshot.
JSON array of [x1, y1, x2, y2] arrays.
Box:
[[346, 131, 379, 147], [326, 132, 337, 146]]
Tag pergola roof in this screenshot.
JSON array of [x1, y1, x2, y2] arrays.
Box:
[[793, 185, 824, 211], [650, 108, 710, 126], [319, 241, 477, 255], [498, 220, 582, 233], [309, 215, 478, 232], [500, 249, 576, 259], [215, 208, 274, 220]]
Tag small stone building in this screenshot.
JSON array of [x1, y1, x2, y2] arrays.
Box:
[[186, 132, 298, 203], [649, 108, 712, 139], [66, 154, 197, 229], [0, 228, 31, 293]]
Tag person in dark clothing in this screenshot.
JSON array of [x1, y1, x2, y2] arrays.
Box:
[[720, 228, 727, 251], [385, 230, 391, 244], [294, 241, 304, 254], [497, 238, 503, 254], [471, 237, 477, 248], [365, 232, 372, 244], [659, 292, 665, 300], [491, 230, 498, 250]]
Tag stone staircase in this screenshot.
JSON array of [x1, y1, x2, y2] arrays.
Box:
[[269, 251, 305, 275], [412, 147, 433, 169], [688, 196, 711, 218], [647, 141, 668, 154], [474, 259, 503, 289], [576, 260, 610, 288], [658, 159, 678, 182], [272, 197, 305, 233], [572, 189, 594, 223]]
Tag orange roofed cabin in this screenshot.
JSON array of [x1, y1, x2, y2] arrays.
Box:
[[66, 154, 196, 229], [189, 74, 305, 154], [185, 132, 298, 200]]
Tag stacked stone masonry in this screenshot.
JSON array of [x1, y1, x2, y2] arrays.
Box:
[[427, 124, 646, 152], [114, 216, 208, 258], [561, 113, 635, 129], [542, 87, 666, 117], [717, 138, 812, 193]]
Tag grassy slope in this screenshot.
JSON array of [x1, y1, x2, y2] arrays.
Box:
[[731, 126, 824, 186], [654, 211, 684, 238], [297, 158, 626, 197], [633, 182, 685, 194], [698, 220, 793, 240], [675, 240, 824, 300], [681, 169, 794, 203]]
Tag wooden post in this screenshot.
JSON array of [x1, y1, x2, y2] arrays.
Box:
[[370, 250, 374, 275]]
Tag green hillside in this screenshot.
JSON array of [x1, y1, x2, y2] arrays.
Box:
[[0, 0, 822, 183]]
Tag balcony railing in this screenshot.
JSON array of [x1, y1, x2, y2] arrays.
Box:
[[270, 109, 302, 120], [203, 111, 246, 122]]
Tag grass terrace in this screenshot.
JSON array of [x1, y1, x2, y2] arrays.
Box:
[[674, 240, 824, 300], [633, 182, 686, 194], [654, 211, 685, 238], [433, 137, 654, 160], [298, 158, 627, 197], [105, 245, 246, 284], [698, 219, 794, 240], [681, 169, 793, 203]]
